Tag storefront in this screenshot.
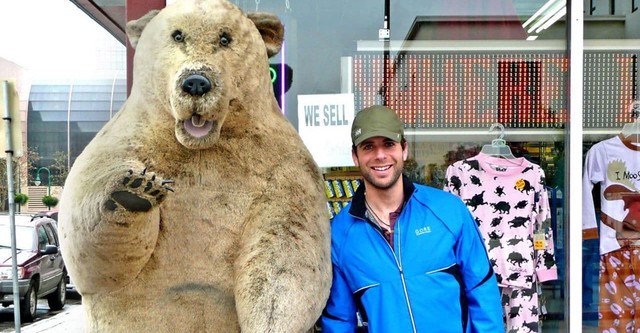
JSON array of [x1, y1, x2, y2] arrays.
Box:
[[256, 1, 636, 331], [36, 0, 640, 331]]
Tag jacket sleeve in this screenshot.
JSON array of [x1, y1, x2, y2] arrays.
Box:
[[321, 264, 358, 333], [456, 206, 505, 333]]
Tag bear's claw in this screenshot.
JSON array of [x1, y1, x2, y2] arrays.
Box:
[[105, 168, 173, 212]]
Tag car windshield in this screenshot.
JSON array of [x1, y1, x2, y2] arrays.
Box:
[[0, 225, 34, 250]]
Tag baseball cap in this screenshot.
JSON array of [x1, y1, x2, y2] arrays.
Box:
[[351, 105, 404, 146]]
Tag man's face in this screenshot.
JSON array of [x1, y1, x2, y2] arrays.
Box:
[[352, 136, 408, 191]]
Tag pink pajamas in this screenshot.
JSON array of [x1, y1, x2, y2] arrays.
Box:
[[445, 152, 558, 331], [500, 284, 540, 333]]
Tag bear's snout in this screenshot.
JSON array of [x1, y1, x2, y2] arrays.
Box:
[[182, 74, 212, 96]]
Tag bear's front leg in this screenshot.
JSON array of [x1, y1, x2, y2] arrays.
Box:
[[60, 164, 175, 295]]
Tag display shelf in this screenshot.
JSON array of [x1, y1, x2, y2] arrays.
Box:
[[323, 169, 362, 219]]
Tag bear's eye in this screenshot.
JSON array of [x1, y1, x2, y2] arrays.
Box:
[[219, 33, 232, 47], [172, 30, 184, 43]]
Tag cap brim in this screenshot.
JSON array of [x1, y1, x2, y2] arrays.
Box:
[[353, 130, 402, 146]]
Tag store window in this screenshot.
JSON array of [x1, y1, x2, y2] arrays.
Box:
[[236, 0, 572, 331], [581, 1, 640, 332]]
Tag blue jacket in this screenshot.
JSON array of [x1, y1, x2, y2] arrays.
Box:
[[321, 176, 504, 333]]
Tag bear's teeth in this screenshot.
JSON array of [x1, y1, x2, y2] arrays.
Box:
[[191, 115, 206, 128]]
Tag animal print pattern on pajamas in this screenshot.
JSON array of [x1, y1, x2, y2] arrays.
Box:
[[599, 246, 640, 333], [444, 153, 557, 290]]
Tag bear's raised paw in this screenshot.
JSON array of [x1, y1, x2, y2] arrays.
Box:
[[105, 168, 174, 212]]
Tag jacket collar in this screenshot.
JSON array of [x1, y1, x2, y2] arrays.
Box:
[[349, 174, 416, 219]]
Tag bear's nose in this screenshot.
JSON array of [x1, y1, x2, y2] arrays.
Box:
[[182, 74, 212, 96]]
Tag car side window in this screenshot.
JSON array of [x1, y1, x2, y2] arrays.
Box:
[[38, 226, 50, 251], [43, 224, 59, 246]]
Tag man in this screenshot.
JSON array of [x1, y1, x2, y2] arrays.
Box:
[[321, 105, 504, 333]]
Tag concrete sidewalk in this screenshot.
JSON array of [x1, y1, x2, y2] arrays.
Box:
[[3, 305, 85, 333]]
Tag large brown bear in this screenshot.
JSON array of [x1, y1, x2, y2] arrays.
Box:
[[58, 0, 331, 332]]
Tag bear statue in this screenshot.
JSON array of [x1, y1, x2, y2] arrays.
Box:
[[58, 0, 331, 332]]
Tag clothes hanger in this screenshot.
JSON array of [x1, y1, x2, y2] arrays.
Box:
[[480, 123, 517, 159], [621, 100, 640, 141]]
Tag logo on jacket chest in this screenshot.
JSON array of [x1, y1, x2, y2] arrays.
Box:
[[415, 226, 432, 236]]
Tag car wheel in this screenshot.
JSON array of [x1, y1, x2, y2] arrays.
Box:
[[20, 281, 37, 322], [47, 271, 67, 311]]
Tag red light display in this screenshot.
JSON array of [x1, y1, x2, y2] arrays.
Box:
[[353, 52, 638, 128]]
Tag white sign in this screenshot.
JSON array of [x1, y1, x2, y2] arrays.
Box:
[[298, 94, 355, 167]]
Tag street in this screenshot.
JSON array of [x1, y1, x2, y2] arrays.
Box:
[[0, 291, 81, 332]]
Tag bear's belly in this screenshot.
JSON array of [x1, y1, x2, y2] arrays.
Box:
[[135, 191, 245, 293], [84, 285, 240, 333], [83, 203, 240, 333], [83, 191, 251, 332]]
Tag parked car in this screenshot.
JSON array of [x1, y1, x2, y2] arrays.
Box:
[[33, 209, 59, 225], [0, 214, 67, 322], [33, 210, 78, 295]]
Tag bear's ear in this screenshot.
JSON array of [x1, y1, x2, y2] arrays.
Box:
[[247, 12, 284, 58], [126, 10, 161, 49]]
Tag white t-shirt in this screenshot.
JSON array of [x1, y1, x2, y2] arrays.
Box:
[[583, 135, 640, 255]]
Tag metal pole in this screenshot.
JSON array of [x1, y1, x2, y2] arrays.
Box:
[[3, 80, 21, 332], [568, 0, 585, 331]]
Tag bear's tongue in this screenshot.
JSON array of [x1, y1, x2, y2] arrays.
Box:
[[184, 115, 213, 138]]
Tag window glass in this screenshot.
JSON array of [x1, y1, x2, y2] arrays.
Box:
[[44, 224, 58, 246], [582, 1, 640, 331], [236, 0, 569, 331], [38, 226, 50, 251]]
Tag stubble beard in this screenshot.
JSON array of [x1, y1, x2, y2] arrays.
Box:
[[361, 164, 404, 191]]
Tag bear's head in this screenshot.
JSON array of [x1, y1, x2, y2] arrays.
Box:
[[126, 0, 284, 149]]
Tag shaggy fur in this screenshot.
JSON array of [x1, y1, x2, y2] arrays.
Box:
[[58, 1, 331, 332]]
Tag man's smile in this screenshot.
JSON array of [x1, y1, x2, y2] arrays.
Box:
[[372, 165, 392, 171]]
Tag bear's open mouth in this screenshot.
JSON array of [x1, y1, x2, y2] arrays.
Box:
[[183, 114, 214, 138]]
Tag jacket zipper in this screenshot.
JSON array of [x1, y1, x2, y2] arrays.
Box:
[[394, 213, 418, 333], [354, 214, 418, 333]]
